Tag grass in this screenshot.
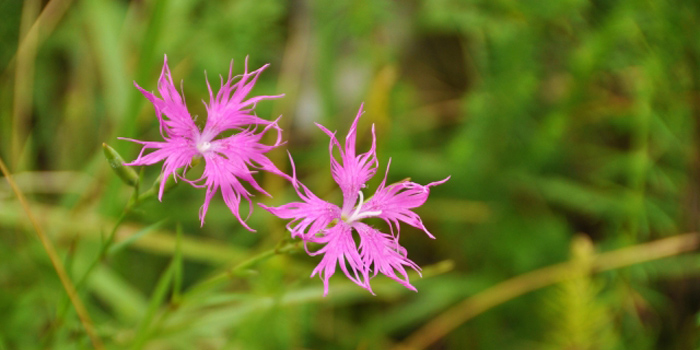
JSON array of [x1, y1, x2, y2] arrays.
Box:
[[2, 0, 700, 349]]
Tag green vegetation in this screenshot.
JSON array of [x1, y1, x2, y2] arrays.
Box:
[[2, 0, 700, 348]]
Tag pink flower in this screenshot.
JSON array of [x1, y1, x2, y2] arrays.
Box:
[[261, 105, 449, 295], [121, 55, 285, 231]]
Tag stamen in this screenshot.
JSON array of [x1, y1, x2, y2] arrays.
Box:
[[346, 190, 382, 223], [350, 190, 365, 220]]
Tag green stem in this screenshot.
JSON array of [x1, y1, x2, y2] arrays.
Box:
[[46, 205, 130, 346], [180, 239, 302, 302]]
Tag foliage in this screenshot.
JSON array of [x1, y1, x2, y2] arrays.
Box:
[[1, 0, 700, 349]]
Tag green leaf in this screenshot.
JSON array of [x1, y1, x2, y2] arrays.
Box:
[[108, 219, 168, 256]]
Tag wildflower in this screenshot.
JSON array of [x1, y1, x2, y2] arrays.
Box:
[[121, 55, 285, 231], [261, 105, 449, 295]]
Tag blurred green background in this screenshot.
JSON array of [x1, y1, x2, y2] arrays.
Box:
[[2, 0, 700, 349]]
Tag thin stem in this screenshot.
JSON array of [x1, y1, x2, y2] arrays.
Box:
[[394, 232, 700, 350], [181, 239, 301, 302], [45, 169, 174, 346], [48, 211, 128, 339], [0, 156, 105, 350]]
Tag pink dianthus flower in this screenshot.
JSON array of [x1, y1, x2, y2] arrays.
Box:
[[261, 105, 449, 295], [121, 55, 285, 231]]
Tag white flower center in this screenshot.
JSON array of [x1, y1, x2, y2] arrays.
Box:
[[196, 141, 212, 153], [344, 190, 381, 223]]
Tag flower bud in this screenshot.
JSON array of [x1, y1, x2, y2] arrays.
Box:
[[103, 143, 139, 187]]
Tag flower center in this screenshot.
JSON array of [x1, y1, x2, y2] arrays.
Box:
[[343, 190, 381, 223], [196, 141, 212, 153]]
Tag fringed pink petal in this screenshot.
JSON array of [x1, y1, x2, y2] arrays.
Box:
[[203, 59, 284, 136], [355, 222, 420, 292], [259, 197, 339, 240], [309, 224, 371, 296], [316, 104, 378, 214], [366, 161, 450, 238], [134, 55, 199, 140], [119, 137, 197, 200], [198, 153, 255, 230]]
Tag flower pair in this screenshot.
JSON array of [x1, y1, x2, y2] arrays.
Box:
[[123, 56, 448, 295]]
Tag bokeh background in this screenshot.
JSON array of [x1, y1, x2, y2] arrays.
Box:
[[2, 0, 700, 349]]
